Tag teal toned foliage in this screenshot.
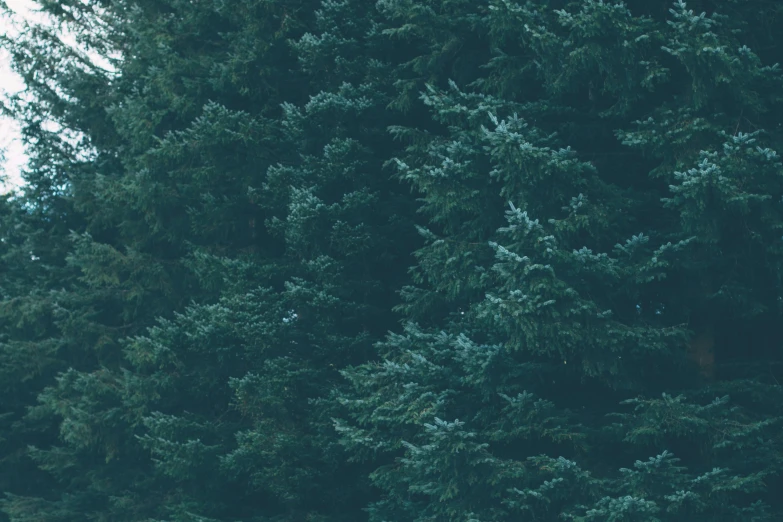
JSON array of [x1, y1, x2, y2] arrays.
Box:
[[0, 0, 782, 521], [337, 1, 783, 521]]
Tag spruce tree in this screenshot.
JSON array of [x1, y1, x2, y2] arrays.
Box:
[[338, 1, 783, 520], [0, 0, 322, 520], [0, 3, 122, 515], [0, 189, 77, 520], [1, 0, 421, 520], [2, 0, 782, 521]]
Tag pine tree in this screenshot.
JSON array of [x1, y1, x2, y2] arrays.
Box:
[[3, 0, 783, 521], [0, 189, 77, 520], [0, 3, 120, 514], [0, 0, 323, 520], [1, 0, 422, 520], [115, 1, 434, 519], [338, 1, 783, 520]]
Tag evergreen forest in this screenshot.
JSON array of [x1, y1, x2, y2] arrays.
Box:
[[1, 0, 783, 520]]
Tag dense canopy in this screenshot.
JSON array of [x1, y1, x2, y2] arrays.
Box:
[[1, 0, 782, 521]]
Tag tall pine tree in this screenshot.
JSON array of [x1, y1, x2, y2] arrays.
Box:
[[338, 1, 783, 520], [2, 0, 783, 521]]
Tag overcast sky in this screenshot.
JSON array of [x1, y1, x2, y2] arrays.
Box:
[[1, 1, 120, 195], [1, 0, 42, 193]]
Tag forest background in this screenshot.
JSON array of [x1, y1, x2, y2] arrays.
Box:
[[1, 0, 783, 521]]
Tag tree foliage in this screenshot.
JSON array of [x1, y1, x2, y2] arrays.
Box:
[[1, 0, 782, 521]]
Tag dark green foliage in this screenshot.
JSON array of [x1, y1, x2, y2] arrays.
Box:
[[2, 0, 421, 520], [1, 0, 330, 519], [336, 0, 783, 520], [1, 0, 783, 521]]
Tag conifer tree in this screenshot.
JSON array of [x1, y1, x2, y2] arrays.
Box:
[[338, 1, 783, 520], [0, 3, 123, 515], [2, 0, 421, 520], [2, 0, 783, 521], [111, 1, 440, 519], [0, 189, 77, 519], [0, 0, 324, 520]]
